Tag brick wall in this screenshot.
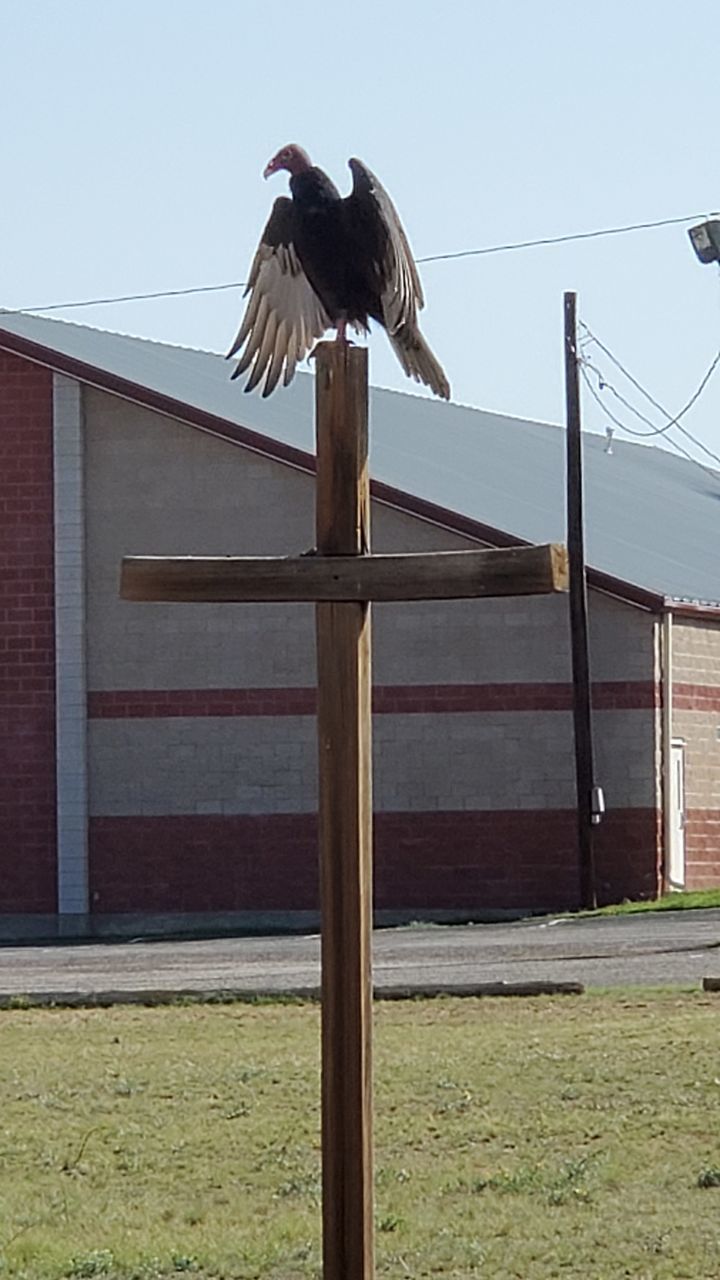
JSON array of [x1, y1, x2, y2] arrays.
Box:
[[0, 360, 686, 926], [672, 618, 720, 887], [78, 388, 662, 916], [89, 807, 658, 915], [0, 353, 56, 909]]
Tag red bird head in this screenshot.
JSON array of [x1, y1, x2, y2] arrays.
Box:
[[263, 144, 312, 179]]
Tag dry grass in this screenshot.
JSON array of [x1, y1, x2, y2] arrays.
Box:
[[1, 992, 720, 1278]]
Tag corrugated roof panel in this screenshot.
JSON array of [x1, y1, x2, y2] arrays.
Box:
[[1, 311, 719, 603]]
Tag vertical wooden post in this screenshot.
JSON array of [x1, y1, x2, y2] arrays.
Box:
[[564, 292, 597, 911], [314, 342, 374, 1280]]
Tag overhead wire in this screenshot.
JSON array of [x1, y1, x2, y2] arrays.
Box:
[[1, 280, 246, 316], [579, 355, 669, 437], [3, 209, 716, 317], [416, 211, 713, 264], [580, 322, 720, 440], [6, 201, 720, 480], [579, 321, 720, 468], [578, 363, 720, 481]]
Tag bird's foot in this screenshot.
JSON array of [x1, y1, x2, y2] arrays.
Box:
[[335, 319, 348, 343]]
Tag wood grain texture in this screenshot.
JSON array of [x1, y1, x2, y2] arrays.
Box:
[[120, 543, 568, 603], [314, 342, 370, 557], [314, 343, 374, 1280]]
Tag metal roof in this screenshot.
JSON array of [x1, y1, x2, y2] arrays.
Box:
[[2, 310, 719, 607]]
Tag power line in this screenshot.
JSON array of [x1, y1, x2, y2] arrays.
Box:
[[416, 211, 713, 264], [2, 279, 246, 316], [579, 363, 720, 481], [579, 355, 668, 437], [580, 322, 720, 467], [4, 209, 715, 317]]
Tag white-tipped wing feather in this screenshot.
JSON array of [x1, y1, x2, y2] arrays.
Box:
[[227, 197, 330, 397], [346, 159, 450, 400]]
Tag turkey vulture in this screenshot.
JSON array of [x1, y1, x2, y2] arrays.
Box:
[[227, 144, 450, 400]]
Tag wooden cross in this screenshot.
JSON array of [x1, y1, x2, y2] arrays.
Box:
[[121, 343, 568, 1280]]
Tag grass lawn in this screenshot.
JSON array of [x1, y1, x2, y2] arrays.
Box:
[[2, 994, 720, 1279], [575, 888, 720, 917]]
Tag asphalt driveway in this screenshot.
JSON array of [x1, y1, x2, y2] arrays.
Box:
[[1, 909, 719, 1000]]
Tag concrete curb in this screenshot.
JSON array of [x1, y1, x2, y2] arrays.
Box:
[[371, 981, 585, 999], [0, 980, 585, 1009]]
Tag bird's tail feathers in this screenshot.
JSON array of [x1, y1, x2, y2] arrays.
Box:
[[389, 325, 450, 400]]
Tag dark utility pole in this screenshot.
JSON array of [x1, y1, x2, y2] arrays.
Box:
[[564, 291, 598, 910]]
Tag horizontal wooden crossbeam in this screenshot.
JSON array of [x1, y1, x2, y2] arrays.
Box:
[[121, 543, 568, 604]]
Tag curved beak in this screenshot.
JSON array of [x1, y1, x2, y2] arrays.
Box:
[[263, 157, 279, 180]]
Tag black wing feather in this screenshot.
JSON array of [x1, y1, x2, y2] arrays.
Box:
[[344, 159, 450, 399]]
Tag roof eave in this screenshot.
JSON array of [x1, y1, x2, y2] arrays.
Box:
[[372, 479, 665, 610], [665, 599, 720, 620], [0, 324, 319, 475], [0, 323, 668, 614]]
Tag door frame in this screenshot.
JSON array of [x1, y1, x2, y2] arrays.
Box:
[[668, 738, 686, 890]]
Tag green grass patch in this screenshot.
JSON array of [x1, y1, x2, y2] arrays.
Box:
[[571, 887, 720, 917], [1, 993, 720, 1277]]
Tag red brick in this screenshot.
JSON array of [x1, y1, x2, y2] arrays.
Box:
[[0, 354, 56, 910], [87, 807, 660, 914], [683, 808, 720, 888]]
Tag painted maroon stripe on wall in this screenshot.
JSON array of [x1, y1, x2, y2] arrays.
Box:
[[88, 807, 660, 914], [87, 680, 659, 719], [88, 688, 317, 718], [673, 683, 720, 711]]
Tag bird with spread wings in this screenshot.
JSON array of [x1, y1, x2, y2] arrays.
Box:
[[227, 144, 450, 400]]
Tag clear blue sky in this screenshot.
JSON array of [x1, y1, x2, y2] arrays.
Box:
[[3, 0, 720, 466]]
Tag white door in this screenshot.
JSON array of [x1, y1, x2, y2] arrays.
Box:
[[669, 741, 686, 888]]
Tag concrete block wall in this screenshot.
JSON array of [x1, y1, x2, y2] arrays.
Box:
[[53, 374, 88, 916], [87, 706, 655, 818], [77, 388, 661, 917], [672, 617, 720, 888]]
